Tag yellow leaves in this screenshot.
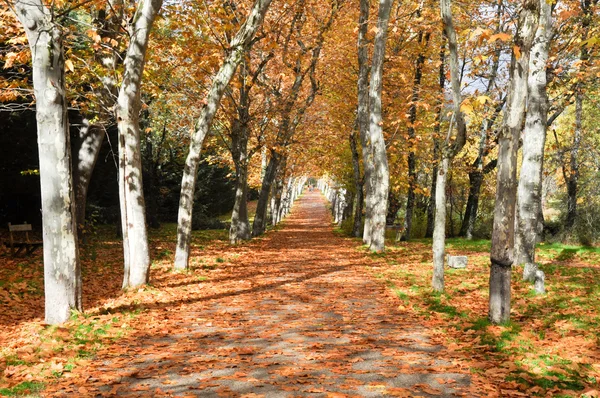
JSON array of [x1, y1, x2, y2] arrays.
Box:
[[476, 95, 492, 105], [3, 50, 29, 69], [460, 101, 474, 116], [3, 52, 17, 69], [65, 59, 74, 73], [513, 45, 522, 60], [488, 32, 512, 43]]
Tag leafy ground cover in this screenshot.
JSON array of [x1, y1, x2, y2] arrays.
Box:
[[366, 237, 600, 397], [1, 193, 599, 397], [0, 224, 231, 396]]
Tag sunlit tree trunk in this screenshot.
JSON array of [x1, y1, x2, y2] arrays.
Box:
[[357, 0, 374, 245], [432, 0, 468, 292], [489, 0, 538, 324], [175, 0, 273, 269], [516, 0, 552, 281], [15, 0, 82, 324], [117, 0, 163, 288], [366, 0, 394, 253]]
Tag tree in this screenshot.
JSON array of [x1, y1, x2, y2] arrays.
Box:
[[489, 0, 539, 324], [362, 0, 394, 253], [432, 0, 468, 292], [515, 0, 553, 282], [356, 0, 374, 245], [12, 0, 81, 324], [175, 0, 273, 270], [226, 51, 273, 244], [117, 0, 164, 288], [251, 0, 340, 237]]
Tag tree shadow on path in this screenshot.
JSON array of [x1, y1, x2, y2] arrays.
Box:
[[46, 191, 473, 397]]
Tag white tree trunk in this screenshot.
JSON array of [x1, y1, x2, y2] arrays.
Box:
[[175, 0, 273, 269], [15, 0, 82, 324], [516, 0, 552, 281], [432, 0, 468, 290], [432, 157, 449, 292], [367, 0, 394, 253], [117, 0, 163, 288], [489, 0, 539, 324], [357, 0, 374, 245]]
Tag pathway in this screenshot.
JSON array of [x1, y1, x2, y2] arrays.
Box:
[[47, 191, 471, 397]]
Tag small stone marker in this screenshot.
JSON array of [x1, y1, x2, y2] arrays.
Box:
[[447, 255, 467, 269], [534, 270, 545, 294]]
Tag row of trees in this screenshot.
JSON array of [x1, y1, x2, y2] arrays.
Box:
[[315, 0, 598, 324], [3, 0, 599, 326], [5, 0, 320, 324]]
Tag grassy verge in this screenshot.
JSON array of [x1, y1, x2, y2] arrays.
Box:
[[365, 238, 600, 397]]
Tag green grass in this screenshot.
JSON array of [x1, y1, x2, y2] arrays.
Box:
[[0, 381, 44, 397], [372, 235, 600, 396]]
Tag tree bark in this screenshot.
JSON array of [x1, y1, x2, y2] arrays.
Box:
[[432, 0, 468, 291], [71, 115, 104, 239], [117, 0, 163, 288], [357, 0, 374, 245], [252, 152, 280, 236], [229, 123, 251, 243], [15, 0, 82, 324], [175, 0, 273, 269], [350, 130, 364, 237], [366, 0, 394, 253], [489, 0, 538, 324], [516, 0, 552, 281], [432, 156, 449, 291]]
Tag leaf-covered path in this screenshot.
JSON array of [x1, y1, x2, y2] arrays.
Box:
[[47, 191, 471, 397]]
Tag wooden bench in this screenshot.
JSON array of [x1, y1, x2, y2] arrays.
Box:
[[6, 222, 43, 256]]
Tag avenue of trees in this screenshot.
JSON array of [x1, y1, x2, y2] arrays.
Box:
[[1, 0, 599, 326]]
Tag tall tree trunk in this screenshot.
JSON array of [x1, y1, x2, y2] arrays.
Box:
[[366, 0, 394, 253], [432, 156, 449, 291], [350, 130, 364, 237], [229, 123, 251, 243], [489, 0, 538, 324], [117, 0, 163, 288], [432, 0, 468, 292], [175, 0, 273, 269], [15, 0, 82, 324], [357, 0, 374, 245], [252, 152, 280, 236], [516, 0, 552, 281]]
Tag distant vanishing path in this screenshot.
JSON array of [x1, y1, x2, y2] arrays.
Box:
[[47, 191, 471, 397]]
